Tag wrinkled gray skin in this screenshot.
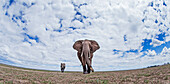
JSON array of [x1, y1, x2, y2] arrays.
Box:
[[73, 39, 100, 74]]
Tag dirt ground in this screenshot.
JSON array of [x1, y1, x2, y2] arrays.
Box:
[[0, 64, 169, 84]]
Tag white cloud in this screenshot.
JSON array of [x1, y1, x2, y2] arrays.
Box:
[[0, 0, 169, 71], [151, 38, 164, 47], [161, 47, 170, 56], [146, 50, 156, 56]]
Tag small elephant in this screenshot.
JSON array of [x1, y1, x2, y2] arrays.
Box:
[[60, 63, 65, 73], [73, 39, 100, 74]]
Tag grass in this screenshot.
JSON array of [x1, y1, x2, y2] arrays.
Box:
[[144, 79, 149, 83], [84, 79, 109, 84], [163, 76, 168, 80], [137, 74, 151, 77], [0, 63, 59, 72], [0, 63, 169, 84], [0, 78, 3, 81], [5, 81, 13, 84], [96, 79, 109, 84]]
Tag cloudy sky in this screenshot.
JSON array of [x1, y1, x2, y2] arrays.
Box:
[[0, 0, 169, 71]]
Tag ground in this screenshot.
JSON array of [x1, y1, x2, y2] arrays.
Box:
[[0, 64, 169, 84]]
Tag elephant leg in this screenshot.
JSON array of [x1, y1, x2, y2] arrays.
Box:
[[83, 66, 88, 74], [78, 52, 87, 74], [87, 53, 93, 73], [82, 55, 88, 74], [84, 52, 94, 73], [87, 65, 91, 73], [89, 53, 94, 72], [61, 69, 64, 73], [90, 53, 93, 65]]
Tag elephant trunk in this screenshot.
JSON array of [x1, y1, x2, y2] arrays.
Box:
[[81, 49, 90, 66], [85, 50, 94, 72], [81, 44, 91, 67], [81, 44, 94, 72], [84, 50, 91, 67]]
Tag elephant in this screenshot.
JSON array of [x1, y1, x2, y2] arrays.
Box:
[[60, 63, 65, 73], [73, 39, 100, 74]]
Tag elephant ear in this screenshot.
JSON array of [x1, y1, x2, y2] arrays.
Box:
[[73, 40, 83, 52], [90, 40, 100, 53]]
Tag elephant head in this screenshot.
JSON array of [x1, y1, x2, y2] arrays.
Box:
[[73, 39, 100, 74]]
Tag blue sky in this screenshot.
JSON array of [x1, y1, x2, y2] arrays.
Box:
[[0, 0, 169, 71]]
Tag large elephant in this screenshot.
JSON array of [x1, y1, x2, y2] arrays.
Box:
[[73, 39, 100, 74]]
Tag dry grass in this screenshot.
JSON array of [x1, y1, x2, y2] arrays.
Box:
[[0, 63, 169, 84]]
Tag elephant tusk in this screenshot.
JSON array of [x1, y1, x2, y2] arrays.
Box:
[[81, 48, 84, 57], [88, 50, 91, 59]]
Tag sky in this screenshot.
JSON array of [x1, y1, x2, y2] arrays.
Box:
[[0, 0, 169, 71]]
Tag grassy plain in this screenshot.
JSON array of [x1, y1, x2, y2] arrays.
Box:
[[0, 63, 169, 84]]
